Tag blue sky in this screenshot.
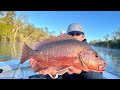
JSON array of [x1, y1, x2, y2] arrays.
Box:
[[16, 11, 120, 42]]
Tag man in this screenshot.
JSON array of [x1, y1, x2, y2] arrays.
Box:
[[62, 23, 103, 79]]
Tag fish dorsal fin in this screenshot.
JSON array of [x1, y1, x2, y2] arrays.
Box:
[[40, 34, 74, 42], [55, 34, 74, 40], [32, 34, 74, 50]]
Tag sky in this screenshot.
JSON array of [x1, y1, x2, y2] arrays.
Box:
[[16, 11, 120, 42]]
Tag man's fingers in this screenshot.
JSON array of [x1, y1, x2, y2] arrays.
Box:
[[67, 66, 82, 74]]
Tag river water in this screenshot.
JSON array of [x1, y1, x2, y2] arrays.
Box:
[[92, 46, 120, 78], [0, 42, 120, 78]]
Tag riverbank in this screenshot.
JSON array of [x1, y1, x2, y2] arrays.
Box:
[[89, 39, 120, 50]]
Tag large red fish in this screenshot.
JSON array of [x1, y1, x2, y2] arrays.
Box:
[[20, 34, 106, 79]]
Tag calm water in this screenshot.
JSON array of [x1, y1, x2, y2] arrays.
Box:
[[92, 46, 120, 78], [0, 41, 23, 61], [0, 42, 120, 78]]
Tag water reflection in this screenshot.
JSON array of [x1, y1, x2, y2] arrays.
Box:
[[0, 41, 23, 61], [91, 46, 120, 78]]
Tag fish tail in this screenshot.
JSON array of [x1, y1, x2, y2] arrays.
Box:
[[20, 42, 32, 64]]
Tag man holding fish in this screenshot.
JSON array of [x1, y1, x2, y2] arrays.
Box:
[[20, 23, 106, 79]]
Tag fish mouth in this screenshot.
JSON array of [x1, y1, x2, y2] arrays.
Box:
[[98, 63, 106, 71]]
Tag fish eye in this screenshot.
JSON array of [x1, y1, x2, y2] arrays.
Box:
[[92, 50, 99, 57], [94, 51, 98, 57], [95, 54, 98, 57]]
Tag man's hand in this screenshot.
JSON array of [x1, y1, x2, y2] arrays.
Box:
[[30, 58, 82, 79], [67, 66, 82, 74], [38, 66, 82, 76]]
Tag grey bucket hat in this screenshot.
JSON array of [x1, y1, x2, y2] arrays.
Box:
[[67, 23, 84, 35]]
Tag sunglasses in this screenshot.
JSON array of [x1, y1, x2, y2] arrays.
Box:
[[71, 33, 84, 36]]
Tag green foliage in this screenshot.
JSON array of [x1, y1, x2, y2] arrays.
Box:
[[0, 11, 54, 42], [89, 28, 120, 49]]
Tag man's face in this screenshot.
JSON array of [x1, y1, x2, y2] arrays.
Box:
[[73, 34, 85, 41]]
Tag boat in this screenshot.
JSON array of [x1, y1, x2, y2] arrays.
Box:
[[0, 60, 119, 79]]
